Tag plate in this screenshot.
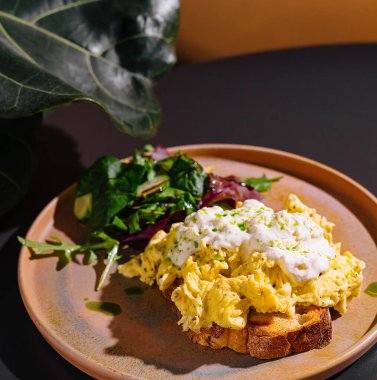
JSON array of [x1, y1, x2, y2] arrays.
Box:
[[18, 144, 377, 380]]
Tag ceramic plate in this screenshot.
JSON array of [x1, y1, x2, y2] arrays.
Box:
[[18, 144, 377, 379]]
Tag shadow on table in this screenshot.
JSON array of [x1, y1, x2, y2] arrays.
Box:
[[100, 271, 271, 375], [0, 230, 92, 380], [0, 125, 89, 379]]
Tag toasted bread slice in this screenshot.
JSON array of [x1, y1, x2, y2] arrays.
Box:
[[162, 283, 332, 359]]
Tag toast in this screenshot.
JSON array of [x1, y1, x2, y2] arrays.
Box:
[[162, 282, 332, 359]]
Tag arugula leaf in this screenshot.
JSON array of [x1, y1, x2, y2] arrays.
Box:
[[18, 235, 81, 270], [95, 235, 120, 291], [241, 175, 283, 192], [111, 216, 128, 232], [124, 203, 167, 234], [18, 236, 80, 255], [19, 232, 120, 290]]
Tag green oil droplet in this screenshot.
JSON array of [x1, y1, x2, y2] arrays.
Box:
[[85, 301, 122, 316], [365, 282, 377, 297], [83, 297, 88, 301], [124, 286, 145, 295]]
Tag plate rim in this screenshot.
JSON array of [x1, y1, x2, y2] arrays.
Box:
[[18, 143, 377, 380]]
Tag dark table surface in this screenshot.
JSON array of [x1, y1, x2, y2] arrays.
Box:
[[1, 44, 376, 379]]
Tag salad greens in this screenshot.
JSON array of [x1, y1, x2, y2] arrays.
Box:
[[19, 145, 282, 290], [74, 148, 208, 232]]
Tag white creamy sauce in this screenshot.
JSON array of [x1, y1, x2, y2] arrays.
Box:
[[167, 200, 335, 283]]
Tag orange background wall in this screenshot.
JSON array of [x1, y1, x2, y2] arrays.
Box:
[[177, 0, 377, 62]]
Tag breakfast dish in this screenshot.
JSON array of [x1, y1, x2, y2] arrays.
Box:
[[21, 144, 365, 359], [17, 145, 377, 379], [119, 194, 364, 358]]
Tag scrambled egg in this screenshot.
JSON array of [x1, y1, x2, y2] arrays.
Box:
[[118, 195, 364, 332]]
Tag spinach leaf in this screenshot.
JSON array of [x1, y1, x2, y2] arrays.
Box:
[[241, 175, 283, 192], [154, 156, 176, 172], [123, 150, 155, 191], [0, 0, 179, 138], [76, 156, 123, 197], [89, 191, 133, 230], [157, 153, 209, 198], [169, 154, 202, 175], [173, 171, 209, 198], [75, 156, 135, 229]]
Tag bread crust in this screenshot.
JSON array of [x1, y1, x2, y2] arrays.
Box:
[[162, 283, 332, 359]]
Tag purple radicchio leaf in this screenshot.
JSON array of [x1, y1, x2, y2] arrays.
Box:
[[118, 217, 170, 245], [118, 210, 186, 245], [198, 174, 262, 209]]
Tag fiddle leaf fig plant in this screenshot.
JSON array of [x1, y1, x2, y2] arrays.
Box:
[[0, 0, 179, 216], [0, 0, 179, 136]]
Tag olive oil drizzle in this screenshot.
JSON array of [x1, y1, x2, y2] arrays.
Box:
[[85, 301, 122, 316], [365, 282, 377, 297]]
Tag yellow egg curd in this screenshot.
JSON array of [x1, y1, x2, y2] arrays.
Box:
[[118, 194, 364, 332]]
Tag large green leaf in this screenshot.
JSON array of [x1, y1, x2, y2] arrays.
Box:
[[0, 0, 179, 138]]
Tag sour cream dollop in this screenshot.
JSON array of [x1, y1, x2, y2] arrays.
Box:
[[167, 200, 335, 283]]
